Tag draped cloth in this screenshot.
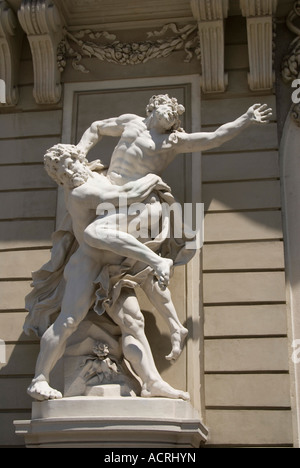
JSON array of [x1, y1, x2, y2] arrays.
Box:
[[24, 213, 78, 337], [24, 177, 196, 338]]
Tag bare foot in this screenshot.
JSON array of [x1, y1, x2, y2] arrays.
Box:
[[27, 379, 63, 401], [141, 380, 190, 401], [154, 258, 173, 290], [165, 326, 188, 362]]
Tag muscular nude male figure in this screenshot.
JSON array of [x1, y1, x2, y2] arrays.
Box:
[[26, 95, 272, 401]]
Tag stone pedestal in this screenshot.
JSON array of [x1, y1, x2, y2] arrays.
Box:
[[14, 396, 208, 448]]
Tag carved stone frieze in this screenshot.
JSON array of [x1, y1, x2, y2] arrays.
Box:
[[282, 1, 300, 83], [190, 0, 229, 93], [291, 101, 300, 127], [0, 0, 23, 106], [240, 0, 278, 16], [240, 0, 278, 91], [281, 1, 300, 126], [57, 23, 200, 73], [18, 0, 64, 104]]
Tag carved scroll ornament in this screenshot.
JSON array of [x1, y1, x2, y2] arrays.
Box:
[[0, 0, 23, 106], [191, 0, 229, 93], [240, 0, 277, 91], [282, 1, 300, 125], [18, 0, 63, 104]]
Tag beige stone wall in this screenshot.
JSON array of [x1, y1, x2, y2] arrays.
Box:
[[202, 16, 292, 446], [0, 14, 294, 447], [0, 38, 62, 445]]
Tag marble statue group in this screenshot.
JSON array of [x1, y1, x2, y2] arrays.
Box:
[[24, 94, 272, 401]]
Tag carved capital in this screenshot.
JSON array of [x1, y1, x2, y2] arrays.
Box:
[[240, 0, 278, 91], [191, 0, 229, 93], [240, 0, 277, 16], [0, 1, 23, 106], [18, 0, 63, 104]]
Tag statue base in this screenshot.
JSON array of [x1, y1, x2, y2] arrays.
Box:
[[14, 396, 208, 448]]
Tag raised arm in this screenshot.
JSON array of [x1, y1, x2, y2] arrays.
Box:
[[76, 113, 138, 156], [176, 104, 272, 153]]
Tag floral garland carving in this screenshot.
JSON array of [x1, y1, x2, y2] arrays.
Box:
[[57, 23, 201, 73], [282, 1, 300, 83], [281, 1, 300, 125]]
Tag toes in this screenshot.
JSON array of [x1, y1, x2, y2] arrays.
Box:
[[48, 388, 62, 399], [165, 352, 175, 361], [165, 352, 179, 364], [181, 392, 190, 401], [27, 382, 62, 401], [29, 390, 46, 402], [165, 347, 180, 362]]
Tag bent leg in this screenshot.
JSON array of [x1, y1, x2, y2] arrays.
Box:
[[106, 288, 189, 401], [105, 288, 161, 386], [142, 275, 188, 362], [28, 246, 100, 401], [84, 222, 173, 288]]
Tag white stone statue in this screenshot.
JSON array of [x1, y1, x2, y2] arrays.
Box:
[[24, 95, 272, 401]]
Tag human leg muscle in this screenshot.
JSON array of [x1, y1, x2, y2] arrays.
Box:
[[84, 221, 173, 288], [28, 247, 100, 400], [142, 276, 188, 361]]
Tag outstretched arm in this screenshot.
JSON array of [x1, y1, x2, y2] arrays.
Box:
[[176, 104, 272, 153], [76, 114, 137, 156]]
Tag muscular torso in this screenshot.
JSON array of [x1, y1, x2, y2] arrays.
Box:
[[65, 170, 162, 247], [107, 117, 177, 185], [65, 173, 107, 245]]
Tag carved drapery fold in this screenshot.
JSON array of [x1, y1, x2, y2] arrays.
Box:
[[0, 1, 23, 106], [240, 0, 278, 91], [191, 0, 229, 94], [18, 0, 63, 104]]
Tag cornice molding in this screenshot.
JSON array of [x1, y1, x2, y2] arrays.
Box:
[[240, 0, 278, 91], [18, 0, 63, 104], [54, 0, 194, 31], [191, 0, 229, 93], [190, 0, 229, 21], [0, 0, 23, 106]]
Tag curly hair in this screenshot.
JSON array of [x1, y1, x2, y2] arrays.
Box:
[[145, 94, 185, 131], [44, 144, 89, 187]]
